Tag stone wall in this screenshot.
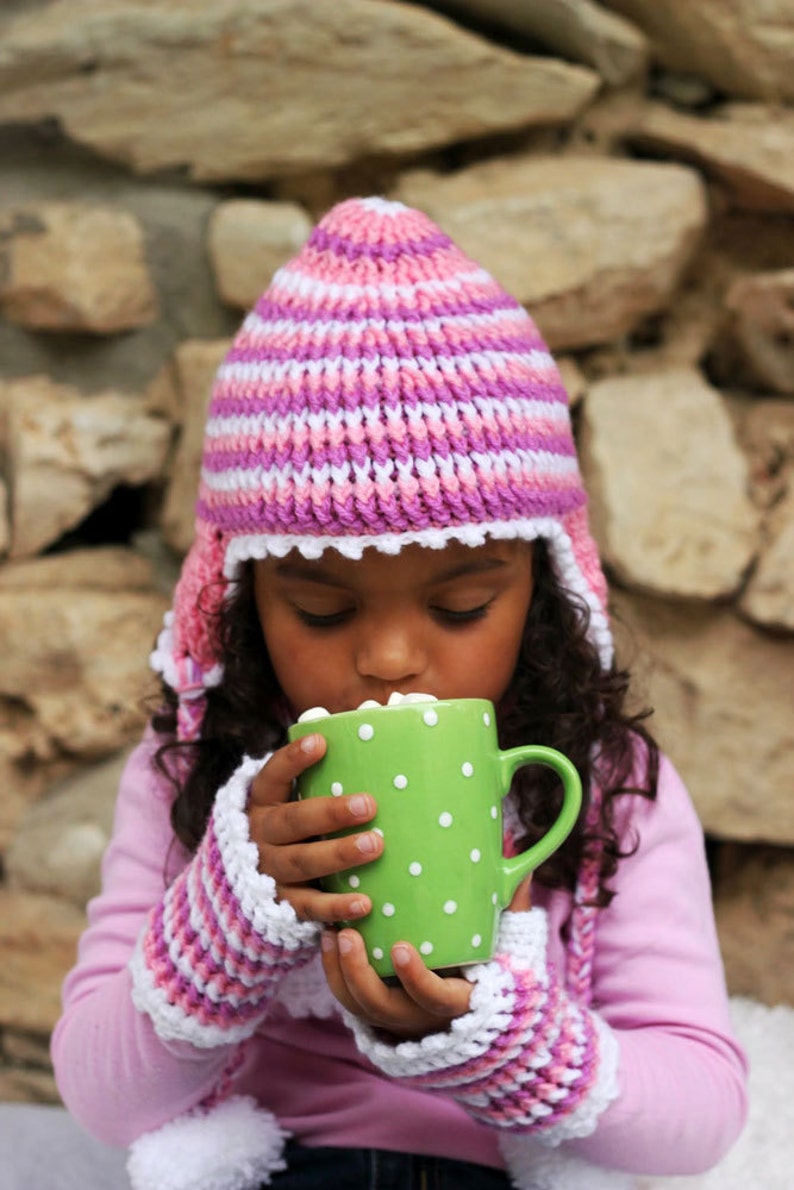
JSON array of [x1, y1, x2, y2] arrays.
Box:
[[1, 0, 792, 1104]]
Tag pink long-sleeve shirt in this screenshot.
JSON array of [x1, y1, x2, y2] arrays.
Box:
[[52, 732, 747, 1180]]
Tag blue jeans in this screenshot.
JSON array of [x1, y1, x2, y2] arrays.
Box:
[[269, 1142, 512, 1188]]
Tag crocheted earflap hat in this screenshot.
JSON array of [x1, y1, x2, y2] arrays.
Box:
[[151, 195, 613, 737]]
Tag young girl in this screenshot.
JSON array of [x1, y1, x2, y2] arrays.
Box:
[[51, 197, 747, 1190]]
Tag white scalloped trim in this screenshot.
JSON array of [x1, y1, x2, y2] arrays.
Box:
[[223, 519, 613, 670], [212, 756, 319, 952], [127, 1095, 287, 1190]]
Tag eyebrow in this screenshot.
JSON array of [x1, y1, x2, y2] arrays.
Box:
[[274, 562, 351, 589], [432, 557, 509, 583], [273, 556, 508, 588]]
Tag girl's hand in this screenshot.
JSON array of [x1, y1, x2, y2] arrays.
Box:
[[247, 733, 383, 924], [321, 930, 473, 1040], [320, 876, 532, 1039]]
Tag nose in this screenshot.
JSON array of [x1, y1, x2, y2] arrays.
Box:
[[354, 614, 427, 687]]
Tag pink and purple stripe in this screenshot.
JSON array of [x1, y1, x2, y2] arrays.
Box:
[[139, 801, 314, 1040], [191, 197, 583, 549]]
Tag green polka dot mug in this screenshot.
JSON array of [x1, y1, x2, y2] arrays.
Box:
[[288, 697, 582, 978]]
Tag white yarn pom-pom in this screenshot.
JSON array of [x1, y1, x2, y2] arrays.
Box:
[[127, 1096, 287, 1190], [500, 1135, 635, 1189]]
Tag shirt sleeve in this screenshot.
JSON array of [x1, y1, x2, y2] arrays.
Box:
[[564, 753, 748, 1175], [51, 733, 319, 1147], [347, 753, 748, 1178]]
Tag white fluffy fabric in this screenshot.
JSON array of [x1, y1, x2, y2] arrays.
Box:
[[640, 997, 794, 1190], [126, 1096, 287, 1190], [500, 1135, 634, 1189]]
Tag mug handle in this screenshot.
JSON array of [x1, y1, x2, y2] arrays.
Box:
[[497, 745, 582, 906]]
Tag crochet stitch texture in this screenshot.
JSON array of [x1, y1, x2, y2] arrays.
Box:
[[130, 756, 319, 1047], [151, 196, 613, 726], [345, 911, 618, 1144]]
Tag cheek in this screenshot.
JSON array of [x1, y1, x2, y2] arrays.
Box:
[[257, 608, 304, 701], [481, 605, 530, 697], [264, 624, 344, 714], [440, 629, 520, 703]]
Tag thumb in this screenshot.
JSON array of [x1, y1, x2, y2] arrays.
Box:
[[249, 732, 328, 808]]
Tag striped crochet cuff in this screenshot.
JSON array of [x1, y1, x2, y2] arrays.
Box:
[[345, 909, 618, 1142], [130, 754, 320, 1047]]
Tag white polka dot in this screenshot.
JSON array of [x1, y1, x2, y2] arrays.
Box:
[[438, 812, 453, 828], [443, 900, 458, 915], [420, 941, 434, 956], [373, 947, 384, 960], [483, 712, 491, 727], [472, 934, 482, 948], [382, 903, 395, 917], [461, 762, 474, 777], [492, 892, 499, 905], [409, 862, 422, 876], [331, 782, 344, 797], [423, 709, 438, 726], [470, 848, 481, 863], [348, 875, 360, 888], [393, 774, 408, 789], [358, 723, 374, 741], [490, 805, 498, 819]]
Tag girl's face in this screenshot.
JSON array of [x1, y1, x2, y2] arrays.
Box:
[[253, 539, 534, 718]]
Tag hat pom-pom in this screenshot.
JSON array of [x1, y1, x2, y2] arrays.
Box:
[[127, 1095, 288, 1190]]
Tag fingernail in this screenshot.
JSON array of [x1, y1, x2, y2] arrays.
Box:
[[338, 934, 354, 956], [356, 832, 379, 855], [321, 932, 335, 952], [349, 795, 371, 817], [392, 945, 410, 968], [300, 734, 319, 754]]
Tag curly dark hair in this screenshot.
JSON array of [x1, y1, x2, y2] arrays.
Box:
[[151, 538, 658, 907]]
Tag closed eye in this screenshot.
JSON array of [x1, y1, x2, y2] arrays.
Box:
[[293, 607, 354, 629], [431, 601, 493, 625]]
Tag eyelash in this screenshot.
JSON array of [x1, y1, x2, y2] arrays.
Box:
[[432, 602, 492, 625], [294, 608, 353, 629], [293, 603, 492, 630]]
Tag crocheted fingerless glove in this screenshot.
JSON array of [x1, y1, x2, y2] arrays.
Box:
[[130, 755, 320, 1048], [345, 909, 619, 1143]]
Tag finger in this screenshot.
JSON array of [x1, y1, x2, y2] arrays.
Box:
[[257, 791, 376, 848], [248, 733, 327, 808], [508, 875, 533, 913], [320, 931, 360, 1013], [261, 825, 383, 886], [389, 943, 472, 1019], [286, 889, 372, 926], [330, 930, 445, 1033]]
